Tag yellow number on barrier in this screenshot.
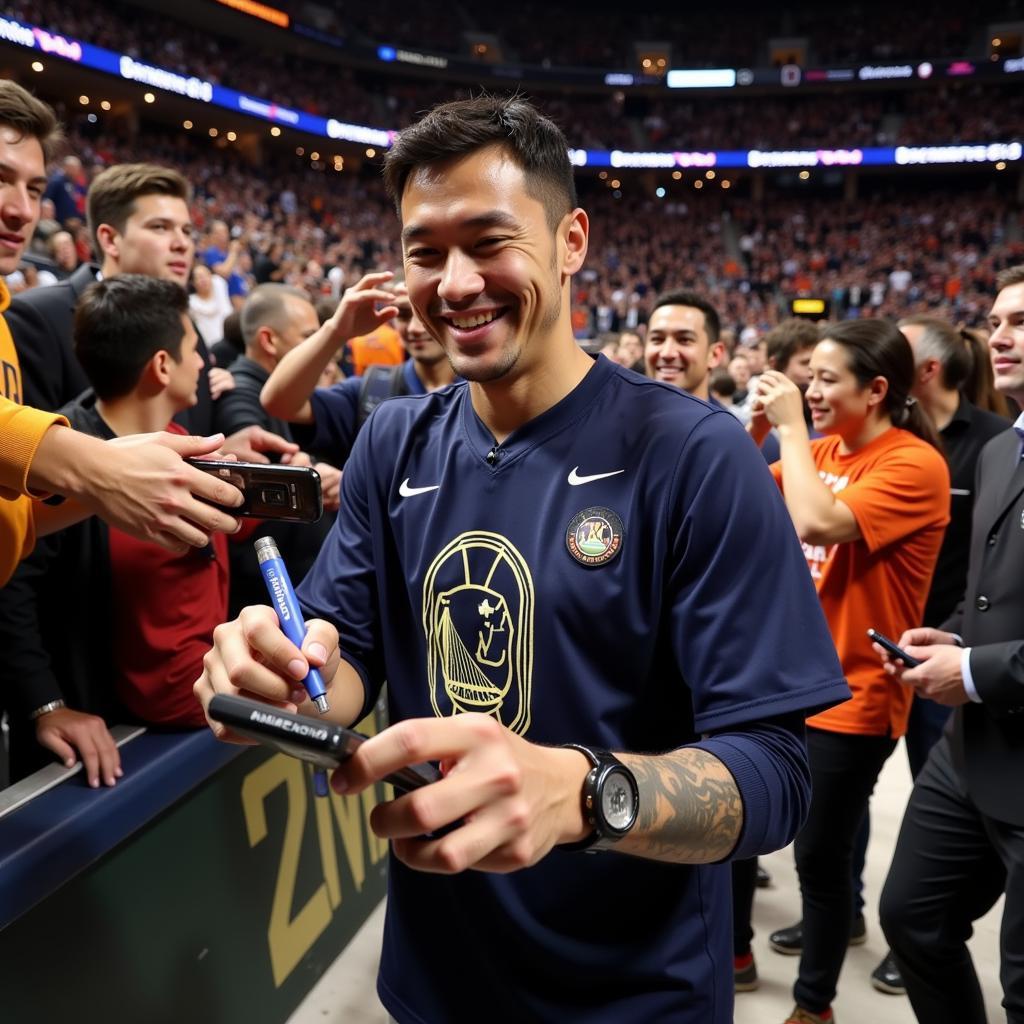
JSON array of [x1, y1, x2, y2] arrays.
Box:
[[241, 755, 333, 987]]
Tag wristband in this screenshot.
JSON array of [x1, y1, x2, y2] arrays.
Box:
[[29, 699, 66, 720]]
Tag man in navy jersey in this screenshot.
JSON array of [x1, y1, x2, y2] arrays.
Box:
[[195, 96, 848, 1024]]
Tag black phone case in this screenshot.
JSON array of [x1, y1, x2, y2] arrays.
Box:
[[207, 694, 440, 791], [187, 459, 323, 523], [867, 629, 922, 668]]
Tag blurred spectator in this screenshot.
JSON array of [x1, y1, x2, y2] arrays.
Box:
[[189, 263, 232, 346], [43, 155, 86, 226], [36, 231, 80, 286]]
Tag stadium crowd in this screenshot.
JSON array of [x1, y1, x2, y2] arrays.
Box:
[[11, 0, 1024, 155], [2, 40, 1024, 1024]]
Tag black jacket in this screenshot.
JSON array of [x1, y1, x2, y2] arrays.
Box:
[[943, 427, 1024, 825], [6, 267, 215, 433], [0, 393, 124, 780]]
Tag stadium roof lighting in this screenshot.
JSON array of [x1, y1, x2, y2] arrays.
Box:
[[694, 180, 703, 189], [31, 61, 43, 72], [270, 126, 281, 136], [183, 120, 193, 129], [78, 95, 89, 105], [705, 169, 716, 179], [799, 170, 810, 180], [226, 131, 237, 141], [721, 179, 731, 188], [143, 92, 155, 103], [209, 127, 218, 137], [366, 147, 376, 158], [996, 161, 1007, 170], [310, 151, 320, 161], [101, 100, 111, 111], [672, 170, 682, 180]]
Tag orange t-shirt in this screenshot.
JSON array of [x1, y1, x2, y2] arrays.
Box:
[[772, 428, 949, 737], [348, 323, 404, 378]]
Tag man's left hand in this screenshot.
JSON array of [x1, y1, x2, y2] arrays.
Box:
[[331, 714, 590, 874], [890, 644, 970, 707], [220, 425, 299, 464]]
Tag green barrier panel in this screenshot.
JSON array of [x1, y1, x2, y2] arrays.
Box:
[[0, 730, 390, 1024]]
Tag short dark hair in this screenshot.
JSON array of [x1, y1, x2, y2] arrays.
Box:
[[0, 80, 63, 164], [87, 163, 191, 254], [650, 290, 721, 344], [240, 283, 311, 347], [383, 95, 577, 231], [996, 264, 1024, 292], [74, 275, 188, 400], [763, 318, 820, 372]]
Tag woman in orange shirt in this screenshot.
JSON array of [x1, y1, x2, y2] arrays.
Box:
[[751, 319, 950, 1024]]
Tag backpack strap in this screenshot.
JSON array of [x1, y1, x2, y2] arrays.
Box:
[[356, 363, 409, 429]]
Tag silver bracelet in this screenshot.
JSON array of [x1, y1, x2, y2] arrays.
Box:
[[29, 699, 66, 721]]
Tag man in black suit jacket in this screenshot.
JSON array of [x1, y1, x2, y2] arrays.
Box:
[[878, 266, 1024, 1024]]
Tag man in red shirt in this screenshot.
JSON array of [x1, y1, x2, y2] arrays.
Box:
[[6, 274, 249, 784]]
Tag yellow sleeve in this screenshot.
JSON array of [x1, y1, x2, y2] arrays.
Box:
[[0, 394, 69, 499]]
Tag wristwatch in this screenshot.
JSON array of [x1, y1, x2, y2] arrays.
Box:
[[560, 744, 639, 852]]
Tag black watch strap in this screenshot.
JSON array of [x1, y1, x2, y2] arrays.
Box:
[[559, 743, 638, 853]]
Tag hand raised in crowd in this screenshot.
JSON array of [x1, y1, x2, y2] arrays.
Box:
[[754, 370, 806, 430], [34, 706, 122, 789], [208, 365, 236, 401], [330, 714, 589, 875], [325, 270, 400, 342], [873, 627, 970, 707], [194, 604, 355, 741], [219, 424, 299, 464]]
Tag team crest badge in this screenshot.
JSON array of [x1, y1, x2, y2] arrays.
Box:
[[566, 506, 624, 567]]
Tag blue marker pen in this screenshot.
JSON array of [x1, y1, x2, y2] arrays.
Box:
[[255, 536, 330, 714]]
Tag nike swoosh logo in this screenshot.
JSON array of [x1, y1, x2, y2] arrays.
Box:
[[399, 478, 440, 497], [567, 467, 626, 486]]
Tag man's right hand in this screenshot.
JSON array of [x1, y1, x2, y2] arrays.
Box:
[[87, 432, 245, 553], [35, 707, 122, 788], [194, 605, 343, 742], [873, 627, 959, 681]]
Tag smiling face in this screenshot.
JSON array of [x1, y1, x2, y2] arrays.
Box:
[[394, 295, 446, 366], [988, 281, 1024, 404], [644, 304, 723, 399], [805, 338, 885, 436], [0, 126, 46, 276], [400, 144, 583, 384], [99, 193, 195, 285]]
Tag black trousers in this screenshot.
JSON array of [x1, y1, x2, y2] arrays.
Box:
[[732, 856, 758, 956], [880, 734, 1024, 1024], [793, 727, 897, 1014]]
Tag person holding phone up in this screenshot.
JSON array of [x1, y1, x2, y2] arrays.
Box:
[[748, 319, 950, 1024]]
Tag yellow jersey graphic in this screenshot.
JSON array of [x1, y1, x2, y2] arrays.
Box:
[[422, 531, 534, 735]]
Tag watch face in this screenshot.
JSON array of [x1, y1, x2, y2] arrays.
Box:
[[601, 768, 637, 832]]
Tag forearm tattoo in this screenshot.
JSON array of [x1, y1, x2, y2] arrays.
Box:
[[618, 748, 743, 863]]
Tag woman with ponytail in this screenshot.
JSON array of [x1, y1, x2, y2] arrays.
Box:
[[746, 319, 950, 1024]]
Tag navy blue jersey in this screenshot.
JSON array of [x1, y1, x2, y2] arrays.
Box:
[[298, 355, 847, 1024], [306, 360, 430, 465]]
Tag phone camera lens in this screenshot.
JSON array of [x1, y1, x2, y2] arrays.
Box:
[[261, 486, 288, 506]]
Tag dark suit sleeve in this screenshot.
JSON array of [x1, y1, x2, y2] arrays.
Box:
[[5, 293, 87, 412], [969, 642, 1024, 714], [0, 534, 66, 718]]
